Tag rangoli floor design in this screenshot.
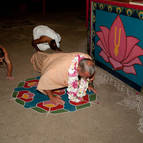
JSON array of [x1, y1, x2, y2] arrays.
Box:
[[12, 77, 96, 114]]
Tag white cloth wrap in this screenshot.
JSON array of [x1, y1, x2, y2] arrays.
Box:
[[33, 25, 61, 51]]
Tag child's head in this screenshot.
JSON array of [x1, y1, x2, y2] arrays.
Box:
[[0, 48, 4, 62]]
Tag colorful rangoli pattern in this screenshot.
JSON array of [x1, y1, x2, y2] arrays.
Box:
[[12, 77, 96, 113]]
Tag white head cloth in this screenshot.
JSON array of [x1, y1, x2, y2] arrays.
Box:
[[33, 25, 61, 51]]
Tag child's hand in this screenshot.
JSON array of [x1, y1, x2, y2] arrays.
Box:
[[6, 76, 14, 80]]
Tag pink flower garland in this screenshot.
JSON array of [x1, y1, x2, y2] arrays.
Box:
[[67, 55, 89, 102]]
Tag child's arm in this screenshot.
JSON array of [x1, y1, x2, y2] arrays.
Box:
[[2, 47, 14, 80]]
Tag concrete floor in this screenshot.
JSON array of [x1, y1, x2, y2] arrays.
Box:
[[0, 11, 143, 143]]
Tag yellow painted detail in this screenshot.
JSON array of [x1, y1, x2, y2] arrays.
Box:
[[114, 27, 121, 56], [44, 104, 55, 108], [22, 94, 29, 99], [28, 82, 36, 86]]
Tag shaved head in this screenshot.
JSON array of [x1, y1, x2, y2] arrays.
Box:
[[78, 58, 95, 78]]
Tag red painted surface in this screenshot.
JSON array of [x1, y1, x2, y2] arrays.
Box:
[[91, 0, 143, 10], [24, 80, 39, 88], [70, 94, 89, 105], [87, 0, 143, 31], [17, 91, 34, 102], [37, 102, 64, 111]]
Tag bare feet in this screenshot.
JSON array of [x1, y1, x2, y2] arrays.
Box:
[[50, 95, 65, 105]]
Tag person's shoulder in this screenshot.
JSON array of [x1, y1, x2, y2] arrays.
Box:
[[57, 52, 91, 59], [71, 52, 91, 57]]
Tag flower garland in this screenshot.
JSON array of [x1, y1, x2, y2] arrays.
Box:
[[67, 55, 89, 102]]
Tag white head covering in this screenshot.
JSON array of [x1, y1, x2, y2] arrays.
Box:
[[33, 25, 61, 51]]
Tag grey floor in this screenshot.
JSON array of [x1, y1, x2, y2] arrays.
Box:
[[0, 11, 143, 143]]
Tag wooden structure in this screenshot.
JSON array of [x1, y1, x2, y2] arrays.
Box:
[[87, 0, 143, 91]]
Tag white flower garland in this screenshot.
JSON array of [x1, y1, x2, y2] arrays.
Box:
[[67, 55, 89, 102]]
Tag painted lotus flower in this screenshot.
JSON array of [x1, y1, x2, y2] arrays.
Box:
[[17, 91, 35, 102], [53, 89, 66, 95], [37, 100, 64, 112], [36, 89, 65, 112], [96, 15, 143, 75], [24, 80, 38, 88]]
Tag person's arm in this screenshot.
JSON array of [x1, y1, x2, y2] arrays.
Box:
[[88, 85, 96, 94], [32, 36, 62, 51], [2, 47, 14, 80], [44, 90, 65, 105], [32, 36, 52, 51], [32, 36, 52, 45], [88, 74, 96, 94]]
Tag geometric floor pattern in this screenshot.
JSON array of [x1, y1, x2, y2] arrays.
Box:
[[12, 77, 96, 114]]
